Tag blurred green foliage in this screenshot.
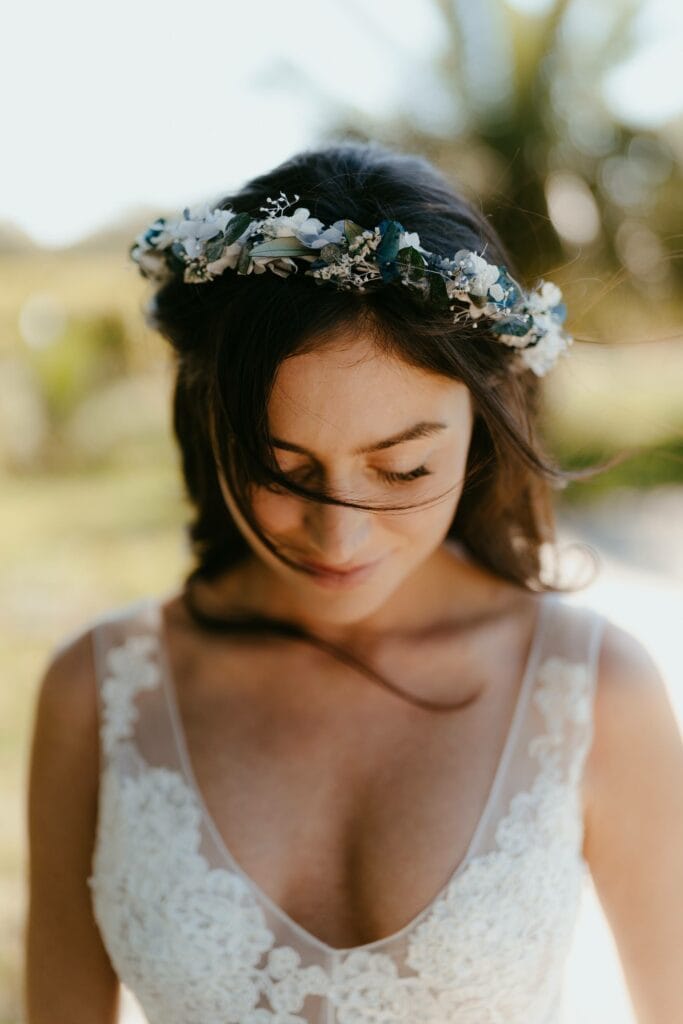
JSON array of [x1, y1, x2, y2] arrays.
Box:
[[318, 0, 682, 301], [26, 311, 128, 425]]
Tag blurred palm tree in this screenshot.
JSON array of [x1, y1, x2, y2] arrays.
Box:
[[257, 0, 682, 318]]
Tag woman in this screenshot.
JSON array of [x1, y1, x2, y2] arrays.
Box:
[[25, 141, 683, 1023]]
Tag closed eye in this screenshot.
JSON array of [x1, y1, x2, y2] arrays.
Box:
[[378, 465, 432, 484], [276, 464, 433, 489]]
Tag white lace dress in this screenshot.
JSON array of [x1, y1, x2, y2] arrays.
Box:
[[86, 591, 606, 1024]]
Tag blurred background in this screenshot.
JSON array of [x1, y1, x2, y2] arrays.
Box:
[[2, 0, 682, 1021]]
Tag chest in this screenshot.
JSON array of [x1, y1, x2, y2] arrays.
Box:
[[91, 594, 598, 1023], [166, 634, 531, 949]]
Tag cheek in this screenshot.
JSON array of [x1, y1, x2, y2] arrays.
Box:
[[381, 464, 464, 545], [384, 491, 458, 543], [251, 487, 303, 534]]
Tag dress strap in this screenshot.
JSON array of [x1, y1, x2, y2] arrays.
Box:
[[468, 595, 607, 863], [535, 597, 606, 677], [90, 597, 166, 772], [527, 596, 607, 793]]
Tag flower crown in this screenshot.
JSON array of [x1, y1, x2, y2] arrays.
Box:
[[130, 191, 572, 377]]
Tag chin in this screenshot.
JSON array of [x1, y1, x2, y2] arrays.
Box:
[[288, 566, 405, 621]]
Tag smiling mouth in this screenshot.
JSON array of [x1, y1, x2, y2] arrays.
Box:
[[290, 553, 386, 584], [299, 557, 376, 575]]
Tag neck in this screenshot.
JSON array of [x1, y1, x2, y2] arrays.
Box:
[[190, 541, 502, 655]]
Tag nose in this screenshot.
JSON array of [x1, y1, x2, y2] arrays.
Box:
[[302, 493, 372, 565]]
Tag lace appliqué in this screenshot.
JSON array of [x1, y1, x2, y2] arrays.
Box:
[[88, 632, 593, 1024], [99, 634, 160, 758], [402, 655, 592, 1022]]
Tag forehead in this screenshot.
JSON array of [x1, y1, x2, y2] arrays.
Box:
[[269, 333, 471, 451]]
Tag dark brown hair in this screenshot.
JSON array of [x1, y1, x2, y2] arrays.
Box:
[[143, 139, 611, 711]]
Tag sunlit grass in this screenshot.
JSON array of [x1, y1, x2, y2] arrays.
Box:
[[0, 456, 189, 1023]]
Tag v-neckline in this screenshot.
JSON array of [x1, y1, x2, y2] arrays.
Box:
[[151, 590, 556, 957]]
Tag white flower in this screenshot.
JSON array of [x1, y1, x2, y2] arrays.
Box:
[[398, 230, 424, 251], [299, 218, 346, 248], [184, 202, 234, 234], [526, 280, 562, 313], [172, 203, 235, 259], [261, 207, 326, 244], [453, 250, 500, 297], [520, 329, 572, 376]]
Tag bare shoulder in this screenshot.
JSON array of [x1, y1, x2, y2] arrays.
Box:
[[28, 617, 104, 829], [591, 616, 676, 749], [595, 615, 666, 694], [581, 614, 683, 1021], [26, 620, 122, 1021], [34, 622, 100, 756], [583, 613, 682, 856], [27, 617, 104, 884]]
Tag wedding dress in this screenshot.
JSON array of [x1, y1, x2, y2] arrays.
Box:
[[86, 590, 605, 1023]]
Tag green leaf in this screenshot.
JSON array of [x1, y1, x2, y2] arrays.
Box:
[[249, 237, 311, 259], [428, 272, 450, 310], [343, 220, 365, 244], [397, 246, 426, 277], [237, 246, 253, 274], [204, 237, 226, 262], [224, 212, 252, 245]]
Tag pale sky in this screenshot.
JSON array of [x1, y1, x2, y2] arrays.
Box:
[[3, 0, 681, 249]]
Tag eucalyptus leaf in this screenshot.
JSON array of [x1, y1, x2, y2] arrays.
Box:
[[343, 220, 364, 244], [204, 238, 226, 262], [237, 246, 253, 274], [397, 246, 426, 277], [224, 212, 252, 246], [249, 237, 310, 259]]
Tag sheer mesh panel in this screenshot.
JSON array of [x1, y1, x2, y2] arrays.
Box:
[[86, 592, 606, 1024]]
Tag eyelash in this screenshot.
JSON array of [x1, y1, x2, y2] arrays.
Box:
[[283, 465, 432, 487], [378, 465, 432, 483]]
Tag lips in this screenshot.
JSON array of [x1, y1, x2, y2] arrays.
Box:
[[289, 552, 385, 585], [298, 557, 376, 575]]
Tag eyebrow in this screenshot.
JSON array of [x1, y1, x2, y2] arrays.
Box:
[[270, 420, 449, 457]]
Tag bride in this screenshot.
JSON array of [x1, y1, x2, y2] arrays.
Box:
[[25, 140, 683, 1023]]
